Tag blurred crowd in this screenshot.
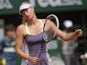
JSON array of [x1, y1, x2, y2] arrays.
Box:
[[61, 20, 87, 65], [0, 24, 16, 65], [0, 22, 87, 65], [48, 20, 87, 65]]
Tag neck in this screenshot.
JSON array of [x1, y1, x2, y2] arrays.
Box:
[[27, 14, 38, 25]]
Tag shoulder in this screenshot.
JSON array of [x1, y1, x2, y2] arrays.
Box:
[[16, 24, 25, 31], [39, 19, 52, 30], [16, 24, 25, 35], [39, 19, 45, 23]]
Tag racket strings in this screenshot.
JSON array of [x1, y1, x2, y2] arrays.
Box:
[[43, 16, 55, 31], [43, 14, 59, 42], [43, 31, 56, 42]]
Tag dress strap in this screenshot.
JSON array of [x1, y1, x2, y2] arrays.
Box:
[[25, 20, 43, 35], [39, 19, 43, 32], [25, 23, 30, 35]]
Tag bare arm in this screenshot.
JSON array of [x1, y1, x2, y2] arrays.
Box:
[[57, 29, 82, 41], [16, 26, 31, 60], [48, 20, 82, 41], [16, 25, 38, 64]]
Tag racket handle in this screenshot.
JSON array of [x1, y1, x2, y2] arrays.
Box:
[[36, 50, 41, 58]]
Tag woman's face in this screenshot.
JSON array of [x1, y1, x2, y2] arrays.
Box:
[[21, 7, 34, 21]]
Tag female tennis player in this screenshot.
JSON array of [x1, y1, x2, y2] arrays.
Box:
[[16, 2, 82, 65]]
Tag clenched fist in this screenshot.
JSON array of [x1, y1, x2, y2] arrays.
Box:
[[30, 57, 39, 65], [75, 29, 83, 37]]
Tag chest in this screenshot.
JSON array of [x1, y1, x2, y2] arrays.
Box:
[[30, 26, 42, 34]]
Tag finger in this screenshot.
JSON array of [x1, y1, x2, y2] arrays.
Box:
[[79, 32, 82, 36]]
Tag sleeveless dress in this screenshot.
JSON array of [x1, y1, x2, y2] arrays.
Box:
[[21, 20, 49, 65]]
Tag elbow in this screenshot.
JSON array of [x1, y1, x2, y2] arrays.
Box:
[[63, 38, 70, 41], [62, 37, 68, 41], [16, 50, 19, 56], [62, 34, 71, 41], [16, 48, 21, 56], [62, 37, 72, 41]]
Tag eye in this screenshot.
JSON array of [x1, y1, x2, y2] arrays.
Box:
[[25, 12, 28, 15]]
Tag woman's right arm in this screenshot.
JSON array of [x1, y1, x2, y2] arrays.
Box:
[[16, 25, 39, 64]]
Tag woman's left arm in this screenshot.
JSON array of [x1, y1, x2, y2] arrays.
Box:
[[57, 29, 82, 41], [47, 21, 82, 41], [48, 20, 82, 41]]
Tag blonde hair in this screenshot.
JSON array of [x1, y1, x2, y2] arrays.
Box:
[[21, 2, 33, 24], [21, 2, 29, 24], [22, 17, 27, 24]]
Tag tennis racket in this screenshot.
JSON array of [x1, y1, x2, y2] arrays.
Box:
[[36, 14, 59, 58], [42, 14, 59, 42]]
